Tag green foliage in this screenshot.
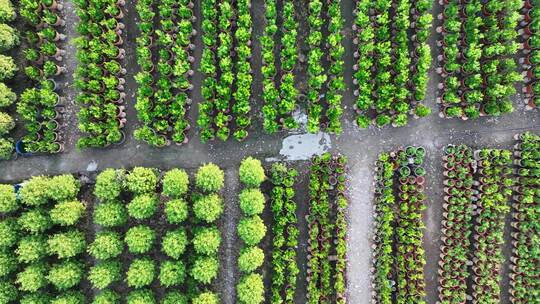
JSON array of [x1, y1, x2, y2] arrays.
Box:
[[193, 227, 221, 255], [50, 200, 86, 226], [0, 0, 15, 22], [237, 273, 264, 304], [190, 256, 219, 284], [161, 291, 188, 304], [159, 260, 186, 287], [18, 208, 51, 234], [0, 184, 17, 213], [127, 258, 155, 288], [126, 167, 158, 194], [239, 188, 265, 216], [50, 290, 84, 304], [0, 23, 18, 50], [93, 201, 127, 227], [0, 54, 16, 81], [192, 292, 219, 304], [47, 230, 86, 259], [127, 289, 155, 304], [0, 218, 18, 248], [193, 193, 223, 223], [195, 163, 224, 192], [237, 216, 267, 246], [47, 260, 83, 290], [20, 292, 51, 304], [88, 260, 121, 290], [92, 290, 120, 304], [0, 138, 12, 160], [127, 194, 158, 220], [48, 175, 80, 202], [239, 157, 266, 187], [0, 281, 17, 303], [88, 231, 123, 260], [162, 169, 189, 198], [161, 228, 188, 259], [16, 235, 47, 263], [94, 169, 125, 201], [16, 263, 47, 292], [125, 225, 155, 254], [164, 198, 188, 224], [0, 251, 16, 277], [0, 111, 14, 136], [19, 176, 50, 206], [238, 246, 264, 273]]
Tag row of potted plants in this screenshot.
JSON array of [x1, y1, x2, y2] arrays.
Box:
[[269, 163, 299, 304], [520, 1, 540, 109], [509, 132, 539, 303], [18, 0, 66, 155], [73, 0, 127, 148], [471, 149, 513, 302], [261, 0, 300, 133], [134, 0, 196, 147], [353, 0, 432, 129], [437, 0, 521, 119], [307, 153, 348, 303]]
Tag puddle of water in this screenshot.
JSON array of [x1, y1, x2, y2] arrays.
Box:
[[276, 132, 332, 161]]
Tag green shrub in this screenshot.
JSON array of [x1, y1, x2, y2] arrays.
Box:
[[93, 201, 127, 227], [161, 228, 187, 259], [0, 184, 16, 213], [125, 225, 155, 254], [20, 291, 51, 304], [239, 188, 265, 216], [94, 169, 125, 201], [164, 198, 188, 224], [0, 281, 16, 303], [50, 290, 84, 304], [190, 256, 219, 284], [126, 167, 158, 194], [237, 216, 267, 246], [0, 111, 13, 135], [0, 83, 15, 107], [193, 227, 221, 255], [238, 246, 264, 273], [47, 230, 86, 259], [16, 235, 47, 263], [50, 200, 86, 226], [48, 175, 80, 202], [0, 54, 15, 81], [0, 0, 15, 22], [88, 260, 121, 289], [159, 260, 186, 287], [127, 258, 155, 288], [162, 291, 188, 304], [239, 157, 265, 187], [16, 263, 47, 292], [0, 137, 13, 160], [0, 218, 18, 248], [127, 289, 155, 304], [195, 163, 224, 192], [237, 273, 264, 304], [19, 176, 50, 206], [18, 208, 52, 234], [0, 24, 18, 50], [192, 292, 219, 304], [127, 194, 158, 220], [93, 290, 120, 304], [0, 251, 16, 277], [47, 260, 83, 290], [193, 193, 223, 223], [88, 231, 123, 260], [162, 169, 189, 198]]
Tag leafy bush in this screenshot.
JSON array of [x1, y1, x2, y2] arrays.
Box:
[[93, 290, 120, 304], [0, 54, 16, 81], [127, 258, 155, 288], [16, 263, 47, 292], [237, 273, 264, 304], [162, 291, 188, 304], [16, 235, 47, 263], [126, 167, 158, 194], [50, 290, 84, 304], [0, 24, 18, 50], [88, 231, 123, 260], [192, 292, 219, 304], [193, 193, 223, 223], [0, 0, 15, 22], [127, 194, 158, 220], [50, 200, 86, 226], [0, 83, 15, 108], [0, 218, 18, 248], [0, 111, 14, 135], [94, 169, 125, 201], [162, 169, 189, 198], [47, 230, 86, 259], [0, 281, 16, 303], [0, 184, 16, 213], [164, 198, 188, 224], [18, 208, 51, 234], [239, 188, 265, 216], [238, 246, 264, 273], [193, 227, 221, 255], [190, 256, 219, 284], [195, 163, 224, 192], [20, 292, 51, 304], [93, 201, 127, 227], [19, 176, 50, 206], [0, 251, 16, 277], [0, 138, 12, 160], [125, 225, 155, 254], [239, 157, 266, 187], [88, 260, 121, 289], [161, 228, 188, 259], [159, 260, 186, 287], [237, 216, 267, 246], [127, 289, 155, 304], [48, 175, 80, 202], [47, 260, 83, 290]]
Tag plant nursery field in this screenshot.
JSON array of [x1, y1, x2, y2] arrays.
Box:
[[0, 0, 538, 304]]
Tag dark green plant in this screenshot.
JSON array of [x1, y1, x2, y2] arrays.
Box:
[[16, 235, 47, 263], [88, 260, 121, 289], [47, 260, 83, 290], [0, 251, 16, 277], [47, 230, 86, 259], [125, 225, 155, 254], [238, 246, 264, 273], [193, 227, 221, 255], [94, 169, 125, 201], [0, 184, 17, 213], [20, 292, 51, 304], [0, 281, 17, 303], [88, 231, 123, 260], [237, 216, 266, 246], [127, 194, 158, 220], [126, 167, 158, 194], [127, 289, 155, 304], [239, 157, 266, 187], [50, 200, 86, 226], [237, 273, 264, 304], [195, 163, 224, 192], [164, 198, 188, 224], [190, 256, 219, 284], [193, 193, 223, 223], [239, 188, 265, 216], [16, 263, 48, 292], [127, 258, 155, 288], [159, 260, 186, 287], [93, 201, 128, 227], [92, 290, 120, 304], [162, 169, 189, 198], [161, 228, 188, 259]]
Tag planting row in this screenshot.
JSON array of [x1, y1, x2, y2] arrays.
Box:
[[134, 0, 196, 147], [307, 153, 348, 303], [0, 0, 16, 160], [520, 0, 540, 109], [436, 0, 521, 119], [353, 0, 432, 128]]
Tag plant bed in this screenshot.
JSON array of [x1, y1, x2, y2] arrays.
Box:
[[519, 1, 540, 109]]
